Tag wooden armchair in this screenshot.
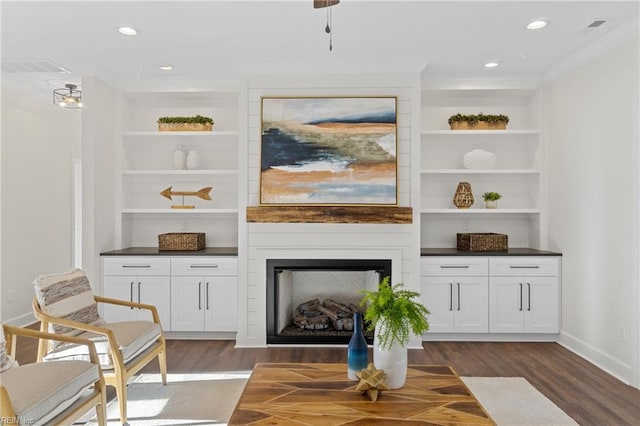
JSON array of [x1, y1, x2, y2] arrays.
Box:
[[32, 269, 167, 425], [1, 324, 106, 425]]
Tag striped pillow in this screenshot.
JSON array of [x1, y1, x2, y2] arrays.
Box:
[[0, 326, 19, 372], [33, 269, 103, 337]]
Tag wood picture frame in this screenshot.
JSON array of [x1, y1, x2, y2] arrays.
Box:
[[260, 96, 398, 205]]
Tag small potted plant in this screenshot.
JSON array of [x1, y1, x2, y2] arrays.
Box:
[[448, 113, 509, 130], [157, 115, 214, 131], [360, 276, 430, 388], [482, 192, 502, 209]]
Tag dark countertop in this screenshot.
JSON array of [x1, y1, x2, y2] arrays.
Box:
[[100, 247, 238, 256], [421, 248, 562, 256]]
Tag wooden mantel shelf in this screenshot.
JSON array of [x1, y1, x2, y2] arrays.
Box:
[[246, 206, 413, 224]]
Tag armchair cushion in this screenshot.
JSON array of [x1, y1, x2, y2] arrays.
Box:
[[1, 360, 99, 425], [33, 269, 104, 337], [43, 320, 162, 369]]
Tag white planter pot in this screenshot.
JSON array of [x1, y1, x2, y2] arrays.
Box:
[[485, 200, 498, 209], [372, 321, 408, 389]]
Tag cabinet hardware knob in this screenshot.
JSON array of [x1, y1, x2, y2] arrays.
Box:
[[527, 283, 531, 311], [206, 282, 210, 310], [519, 283, 523, 311], [190, 264, 218, 269], [130, 282, 135, 310], [198, 282, 202, 310], [122, 265, 151, 268], [509, 265, 540, 269], [449, 283, 453, 311], [457, 282, 461, 311], [440, 265, 469, 269]]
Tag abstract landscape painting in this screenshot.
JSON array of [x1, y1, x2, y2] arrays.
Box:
[[260, 97, 397, 205]]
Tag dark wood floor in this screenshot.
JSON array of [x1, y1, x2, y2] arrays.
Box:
[[14, 331, 640, 425]]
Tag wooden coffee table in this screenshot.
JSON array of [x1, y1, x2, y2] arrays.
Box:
[[229, 362, 495, 425]]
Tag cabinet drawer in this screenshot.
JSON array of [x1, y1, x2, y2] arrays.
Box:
[[103, 257, 171, 276], [489, 257, 559, 276], [171, 257, 238, 276], [421, 257, 488, 276]]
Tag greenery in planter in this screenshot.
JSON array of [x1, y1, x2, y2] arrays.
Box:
[[482, 192, 502, 202], [448, 113, 509, 126], [157, 114, 214, 125], [360, 276, 430, 350]]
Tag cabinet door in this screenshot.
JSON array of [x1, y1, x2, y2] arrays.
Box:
[[138, 276, 171, 329], [524, 277, 559, 333], [170, 277, 205, 331], [103, 276, 139, 323], [489, 277, 524, 333], [454, 277, 489, 333], [204, 276, 238, 332], [421, 276, 454, 333]]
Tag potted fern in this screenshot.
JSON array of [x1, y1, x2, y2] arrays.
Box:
[[482, 191, 502, 209], [360, 276, 430, 388]]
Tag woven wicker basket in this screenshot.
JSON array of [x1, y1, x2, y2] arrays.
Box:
[[158, 233, 205, 251], [457, 233, 508, 251]]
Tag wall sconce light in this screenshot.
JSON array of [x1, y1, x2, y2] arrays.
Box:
[[53, 84, 82, 109]]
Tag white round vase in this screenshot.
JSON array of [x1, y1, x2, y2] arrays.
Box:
[[173, 148, 186, 170], [186, 150, 200, 170], [463, 149, 497, 169], [373, 321, 408, 389]]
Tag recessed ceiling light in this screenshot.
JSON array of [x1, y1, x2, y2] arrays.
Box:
[[159, 64, 173, 71], [527, 19, 548, 30], [484, 62, 500, 68], [118, 26, 138, 36]]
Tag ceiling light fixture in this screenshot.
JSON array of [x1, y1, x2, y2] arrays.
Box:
[[118, 26, 138, 36], [159, 64, 173, 71], [53, 84, 82, 109], [314, 0, 340, 51], [527, 19, 548, 30], [484, 62, 500, 68]]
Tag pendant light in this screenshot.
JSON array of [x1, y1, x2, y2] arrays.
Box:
[[53, 84, 82, 109]]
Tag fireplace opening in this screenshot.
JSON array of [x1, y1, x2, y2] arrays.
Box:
[[266, 259, 392, 344]]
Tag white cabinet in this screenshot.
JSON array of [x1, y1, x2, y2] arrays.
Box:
[[420, 88, 543, 249], [170, 257, 238, 332], [420, 257, 489, 333], [102, 257, 171, 328], [489, 257, 560, 333], [117, 91, 239, 249]]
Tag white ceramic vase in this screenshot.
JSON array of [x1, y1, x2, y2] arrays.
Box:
[[372, 320, 408, 389], [485, 200, 498, 209], [463, 149, 497, 169], [186, 150, 200, 170], [173, 148, 186, 170]]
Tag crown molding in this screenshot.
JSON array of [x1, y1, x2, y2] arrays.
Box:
[[545, 17, 639, 82]]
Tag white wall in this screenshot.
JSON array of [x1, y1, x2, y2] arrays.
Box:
[[546, 35, 639, 387], [0, 85, 80, 324], [80, 76, 119, 288]]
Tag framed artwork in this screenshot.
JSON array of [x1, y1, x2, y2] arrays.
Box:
[[260, 96, 397, 205]]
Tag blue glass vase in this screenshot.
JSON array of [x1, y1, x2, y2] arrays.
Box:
[[347, 312, 368, 380]]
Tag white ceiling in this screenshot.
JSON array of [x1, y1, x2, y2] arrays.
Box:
[[1, 0, 638, 97]]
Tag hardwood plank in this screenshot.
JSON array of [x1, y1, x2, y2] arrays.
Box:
[[13, 329, 640, 425], [246, 206, 413, 224]]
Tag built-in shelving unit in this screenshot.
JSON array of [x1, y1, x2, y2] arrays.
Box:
[[420, 87, 544, 249], [116, 91, 240, 248]]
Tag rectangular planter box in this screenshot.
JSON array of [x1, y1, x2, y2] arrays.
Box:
[[158, 123, 213, 132], [450, 121, 507, 130]]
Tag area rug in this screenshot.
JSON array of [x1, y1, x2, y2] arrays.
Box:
[[85, 373, 577, 425]]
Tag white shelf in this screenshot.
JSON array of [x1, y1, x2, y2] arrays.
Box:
[[421, 169, 540, 175], [421, 129, 539, 136], [122, 130, 238, 137], [121, 208, 239, 214], [420, 208, 540, 214], [122, 169, 238, 176]]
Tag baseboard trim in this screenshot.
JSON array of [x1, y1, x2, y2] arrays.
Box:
[[558, 330, 633, 386]]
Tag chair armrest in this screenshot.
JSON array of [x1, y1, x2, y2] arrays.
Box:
[[2, 324, 102, 366], [94, 295, 162, 324]]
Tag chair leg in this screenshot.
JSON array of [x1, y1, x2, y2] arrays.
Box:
[[96, 393, 107, 426], [114, 375, 128, 425], [158, 350, 168, 385]]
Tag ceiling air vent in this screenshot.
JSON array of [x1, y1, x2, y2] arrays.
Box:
[[1, 59, 70, 73], [587, 20, 607, 29]]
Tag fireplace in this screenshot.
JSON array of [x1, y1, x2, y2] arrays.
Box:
[[266, 258, 392, 344]]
